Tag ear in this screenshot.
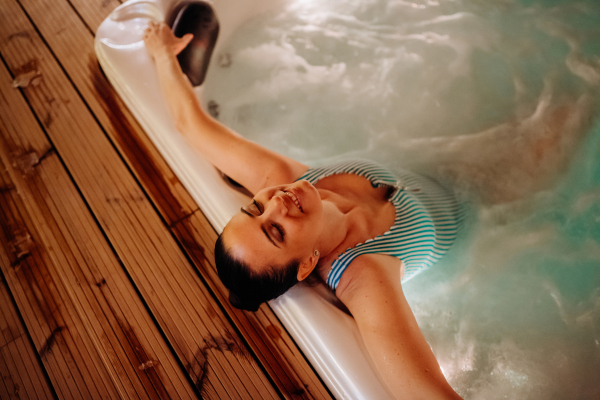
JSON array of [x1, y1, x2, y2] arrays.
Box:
[[297, 253, 319, 281]]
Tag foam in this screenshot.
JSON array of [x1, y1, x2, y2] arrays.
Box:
[[203, 0, 600, 397]]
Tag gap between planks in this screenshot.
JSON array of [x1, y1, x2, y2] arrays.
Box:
[[0, 274, 55, 400], [0, 0, 282, 398], [0, 72, 197, 399]]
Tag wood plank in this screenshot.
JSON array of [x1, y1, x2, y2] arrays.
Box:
[[0, 248, 67, 400], [0, 0, 281, 398], [6, 0, 334, 395], [51, 0, 200, 225], [0, 271, 67, 400], [37, 160, 196, 400], [13, 335, 53, 399], [0, 277, 54, 400], [74, 0, 333, 395], [0, 346, 20, 400], [2, 340, 37, 399], [0, 146, 139, 400], [0, 52, 197, 400], [0, 352, 13, 399], [174, 212, 333, 399], [0, 139, 107, 400], [66, 0, 122, 33]]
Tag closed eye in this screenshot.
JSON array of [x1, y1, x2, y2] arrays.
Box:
[[241, 199, 262, 216], [270, 223, 285, 242], [240, 199, 283, 248]]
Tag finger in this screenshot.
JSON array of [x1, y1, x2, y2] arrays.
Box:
[[182, 33, 194, 45], [174, 33, 194, 55]]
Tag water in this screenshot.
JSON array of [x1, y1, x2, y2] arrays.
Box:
[[203, 0, 600, 397]]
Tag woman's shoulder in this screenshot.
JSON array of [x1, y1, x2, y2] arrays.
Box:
[[299, 159, 398, 186], [335, 253, 403, 304]]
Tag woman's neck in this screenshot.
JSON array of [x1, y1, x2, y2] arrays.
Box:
[[313, 189, 354, 272], [312, 178, 397, 281]]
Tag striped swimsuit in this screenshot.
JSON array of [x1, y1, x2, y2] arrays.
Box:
[[297, 160, 460, 290]]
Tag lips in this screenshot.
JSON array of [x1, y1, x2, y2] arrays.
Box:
[[283, 189, 303, 213]]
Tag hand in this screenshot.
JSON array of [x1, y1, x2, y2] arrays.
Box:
[[143, 21, 193, 60]]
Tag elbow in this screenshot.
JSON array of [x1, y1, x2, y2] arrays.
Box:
[[174, 115, 189, 135], [173, 108, 199, 137], [262, 161, 296, 188], [173, 96, 206, 136]]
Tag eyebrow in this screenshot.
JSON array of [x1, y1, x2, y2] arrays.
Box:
[[240, 207, 280, 248]]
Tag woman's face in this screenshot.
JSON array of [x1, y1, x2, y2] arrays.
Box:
[[222, 180, 324, 273]]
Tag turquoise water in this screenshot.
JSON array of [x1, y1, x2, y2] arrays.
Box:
[[204, 0, 600, 397]]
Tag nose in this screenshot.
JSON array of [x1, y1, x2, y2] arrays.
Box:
[[263, 194, 289, 217]]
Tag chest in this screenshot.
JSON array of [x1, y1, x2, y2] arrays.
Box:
[[315, 174, 397, 272]]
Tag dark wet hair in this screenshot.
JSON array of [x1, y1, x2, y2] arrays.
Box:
[[215, 234, 300, 312]]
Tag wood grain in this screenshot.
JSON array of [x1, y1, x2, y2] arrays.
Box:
[[0, 0, 280, 398], [0, 60, 199, 399], [0, 275, 54, 400], [0, 0, 335, 397]]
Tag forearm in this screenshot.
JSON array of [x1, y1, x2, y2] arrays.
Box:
[[338, 256, 462, 399], [152, 52, 217, 139], [143, 21, 308, 193], [145, 23, 244, 162], [150, 50, 268, 188], [356, 299, 461, 399]]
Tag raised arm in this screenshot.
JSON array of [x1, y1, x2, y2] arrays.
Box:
[[336, 254, 463, 400], [143, 21, 308, 194]]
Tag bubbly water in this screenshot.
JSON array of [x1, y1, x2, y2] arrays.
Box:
[[203, 0, 600, 397]]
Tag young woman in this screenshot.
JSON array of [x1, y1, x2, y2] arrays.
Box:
[[143, 19, 570, 399]]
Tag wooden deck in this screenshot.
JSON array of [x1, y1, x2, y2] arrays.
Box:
[[0, 0, 334, 398]]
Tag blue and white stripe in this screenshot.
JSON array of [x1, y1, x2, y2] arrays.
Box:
[[297, 160, 460, 290]]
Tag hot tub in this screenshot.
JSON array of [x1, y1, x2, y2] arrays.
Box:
[[96, 0, 600, 398], [96, 0, 396, 398]]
